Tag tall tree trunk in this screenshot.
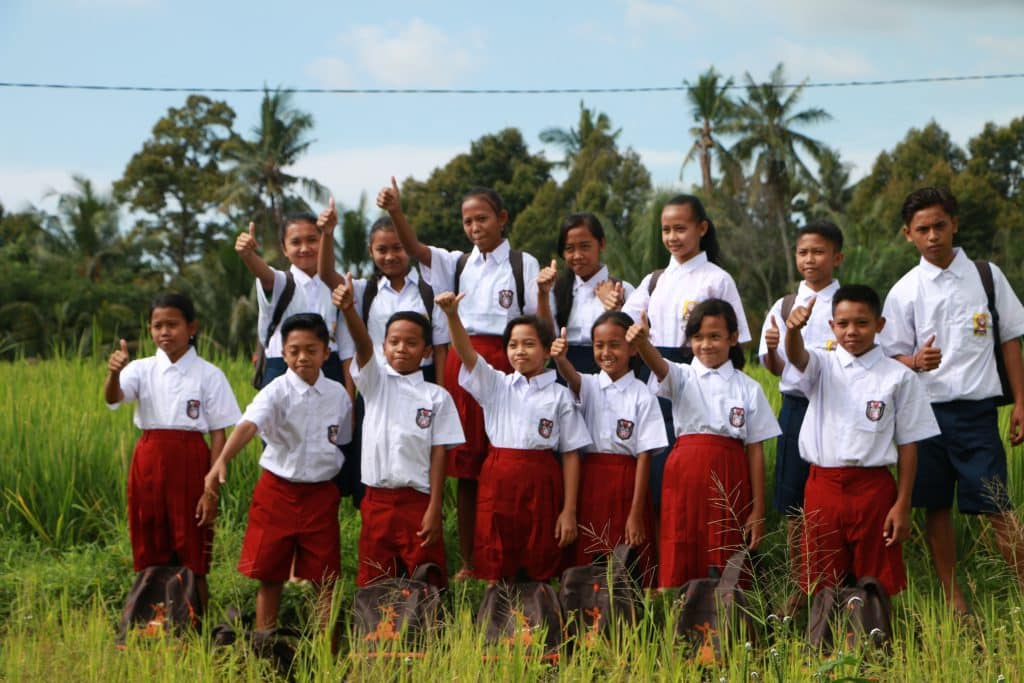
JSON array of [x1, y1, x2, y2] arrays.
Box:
[[700, 121, 713, 194], [770, 163, 796, 285]]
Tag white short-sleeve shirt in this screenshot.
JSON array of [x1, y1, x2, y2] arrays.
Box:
[[622, 252, 751, 348], [352, 356, 465, 494], [576, 370, 668, 457], [880, 248, 1024, 403], [784, 346, 940, 467], [256, 265, 355, 360], [241, 369, 352, 483], [656, 358, 780, 444], [107, 347, 241, 432], [460, 361, 591, 452], [554, 265, 636, 344], [758, 280, 840, 396]]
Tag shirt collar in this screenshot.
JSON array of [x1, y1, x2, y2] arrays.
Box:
[[155, 346, 197, 373], [285, 367, 326, 394], [836, 344, 884, 369], [575, 264, 609, 292], [384, 359, 425, 385], [289, 264, 319, 287], [511, 368, 557, 389], [377, 268, 420, 293], [665, 251, 708, 275], [918, 247, 969, 281], [692, 356, 735, 379], [469, 239, 510, 265], [797, 279, 840, 303], [598, 369, 635, 391]]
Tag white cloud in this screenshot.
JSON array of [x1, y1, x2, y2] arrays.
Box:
[[624, 0, 691, 29], [0, 168, 117, 213], [305, 57, 356, 89], [344, 19, 478, 88], [774, 40, 874, 79], [970, 34, 1024, 61]]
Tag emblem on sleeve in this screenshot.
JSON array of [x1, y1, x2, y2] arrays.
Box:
[[327, 424, 340, 444], [186, 399, 200, 420], [865, 401, 886, 422], [538, 418, 554, 439], [973, 312, 990, 337], [616, 419, 635, 440], [729, 407, 745, 428], [416, 408, 434, 429], [498, 289, 514, 309]]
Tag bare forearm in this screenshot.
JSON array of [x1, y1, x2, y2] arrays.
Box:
[[553, 356, 582, 395], [103, 372, 124, 404], [747, 443, 766, 511], [635, 338, 669, 382], [536, 293, 556, 336], [428, 445, 447, 512], [240, 252, 275, 292], [1002, 338, 1024, 404], [390, 207, 431, 266], [318, 228, 343, 290], [763, 349, 785, 376], [444, 310, 478, 371], [629, 452, 651, 516], [432, 345, 447, 388], [561, 451, 580, 514], [341, 304, 374, 367], [208, 429, 227, 462], [895, 443, 917, 507], [214, 421, 259, 468], [784, 329, 809, 371]]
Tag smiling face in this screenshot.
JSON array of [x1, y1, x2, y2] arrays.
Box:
[[383, 319, 432, 374], [689, 314, 738, 369], [561, 225, 604, 280], [149, 306, 196, 363], [591, 320, 635, 380], [461, 196, 507, 253], [795, 233, 843, 289], [506, 323, 549, 377], [282, 328, 330, 385], [904, 205, 958, 268], [661, 203, 707, 264], [281, 219, 321, 275], [830, 300, 884, 357], [369, 228, 411, 280]]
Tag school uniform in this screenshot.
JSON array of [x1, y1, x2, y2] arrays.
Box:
[[460, 359, 591, 581], [758, 280, 839, 515], [786, 346, 940, 595], [422, 239, 543, 479], [654, 358, 780, 588], [881, 248, 1024, 514], [107, 347, 241, 576], [255, 265, 354, 386], [237, 369, 352, 583], [553, 265, 636, 375], [351, 356, 464, 587], [573, 370, 667, 581]]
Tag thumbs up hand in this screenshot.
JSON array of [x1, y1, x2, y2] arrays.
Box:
[[551, 326, 569, 359], [331, 272, 355, 311], [376, 176, 402, 213], [786, 296, 815, 331], [537, 258, 558, 296], [108, 339, 130, 374], [764, 314, 780, 351], [317, 197, 338, 233], [914, 334, 942, 372], [235, 222, 260, 254], [626, 310, 650, 345], [595, 280, 626, 311]]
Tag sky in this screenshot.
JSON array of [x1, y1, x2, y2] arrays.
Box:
[[1, 0, 1023, 218]]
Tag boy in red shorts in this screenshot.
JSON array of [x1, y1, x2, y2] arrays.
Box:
[[206, 313, 352, 634]]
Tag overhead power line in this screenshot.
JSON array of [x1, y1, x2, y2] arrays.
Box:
[[0, 72, 1023, 95]]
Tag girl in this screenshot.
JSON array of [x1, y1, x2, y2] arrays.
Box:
[[550, 312, 667, 583], [379, 177, 544, 578], [437, 291, 590, 582], [236, 211, 353, 390], [626, 299, 779, 588], [104, 293, 242, 610]]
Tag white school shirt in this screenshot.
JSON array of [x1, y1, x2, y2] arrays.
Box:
[[460, 361, 591, 452], [422, 239, 544, 336], [758, 280, 840, 396], [352, 356, 465, 494], [107, 347, 241, 432], [880, 248, 1024, 403], [656, 358, 780, 444], [241, 369, 352, 483], [557, 265, 637, 344], [785, 346, 940, 468], [622, 252, 751, 348], [351, 269, 450, 367], [256, 265, 355, 360], [576, 370, 668, 457]]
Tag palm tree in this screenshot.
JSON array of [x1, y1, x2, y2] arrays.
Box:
[[42, 175, 123, 281], [539, 101, 620, 169], [681, 68, 739, 193]]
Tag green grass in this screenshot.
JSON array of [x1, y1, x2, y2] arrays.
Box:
[[2, 354, 1024, 681]]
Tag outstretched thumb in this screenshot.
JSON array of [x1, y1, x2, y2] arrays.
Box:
[[770, 314, 778, 329], [329, 197, 335, 212], [924, 334, 936, 348], [550, 259, 557, 270], [560, 326, 568, 340], [640, 310, 649, 328], [119, 339, 128, 354], [806, 296, 817, 313], [455, 292, 466, 304], [391, 175, 399, 193], [248, 221, 256, 237], [345, 271, 354, 288]]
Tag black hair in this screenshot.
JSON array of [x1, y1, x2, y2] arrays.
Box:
[[278, 212, 320, 244], [684, 298, 745, 370], [900, 187, 958, 225], [502, 314, 555, 351], [556, 212, 606, 255], [796, 219, 844, 252], [832, 284, 882, 318], [463, 187, 509, 235], [663, 194, 721, 265], [280, 312, 330, 346], [368, 215, 412, 279], [150, 292, 197, 346], [590, 310, 642, 374], [384, 311, 432, 346]]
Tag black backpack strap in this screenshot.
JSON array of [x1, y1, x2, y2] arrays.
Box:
[[453, 248, 525, 314], [361, 275, 380, 323], [553, 270, 575, 330], [780, 293, 797, 323], [975, 260, 1013, 405], [417, 276, 435, 323], [264, 272, 296, 347], [647, 268, 665, 295], [453, 252, 469, 295]]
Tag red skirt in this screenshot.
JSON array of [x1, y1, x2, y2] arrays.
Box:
[[444, 335, 511, 479], [127, 430, 212, 575], [800, 465, 906, 596], [659, 434, 751, 588], [474, 446, 565, 581], [357, 486, 447, 588], [575, 453, 655, 587]]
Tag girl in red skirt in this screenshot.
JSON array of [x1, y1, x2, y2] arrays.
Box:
[[104, 293, 241, 610], [437, 291, 590, 582], [627, 299, 780, 588], [550, 311, 667, 585], [379, 178, 545, 578]]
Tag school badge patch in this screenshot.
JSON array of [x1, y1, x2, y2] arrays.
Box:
[[416, 408, 433, 429], [973, 312, 990, 337], [616, 419, 635, 440], [682, 300, 698, 321], [538, 418, 554, 439], [865, 401, 885, 422], [498, 289, 514, 309], [327, 424, 340, 444], [825, 339, 837, 352], [186, 399, 200, 420], [729, 406, 745, 428]]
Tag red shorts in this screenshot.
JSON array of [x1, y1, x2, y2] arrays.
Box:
[[444, 335, 510, 479], [128, 430, 213, 576], [800, 465, 906, 596], [357, 486, 447, 587], [659, 434, 751, 588], [575, 453, 654, 586], [238, 470, 341, 584], [474, 447, 565, 581]]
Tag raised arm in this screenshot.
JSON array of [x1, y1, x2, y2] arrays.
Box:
[[550, 326, 581, 395], [378, 176, 432, 267], [235, 222, 275, 292], [437, 291, 477, 371], [332, 272, 374, 368], [784, 297, 815, 372], [762, 314, 785, 376], [536, 259, 558, 335], [317, 198, 344, 291], [626, 312, 668, 382], [104, 339, 129, 404]]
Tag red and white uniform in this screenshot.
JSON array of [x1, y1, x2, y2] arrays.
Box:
[[257, 265, 354, 360]]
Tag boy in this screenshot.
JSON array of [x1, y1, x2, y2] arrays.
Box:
[[205, 313, 352, 634], [331, 274, 464, 587], [785, 285, 939, 595], [881, 187, 1024, 613]]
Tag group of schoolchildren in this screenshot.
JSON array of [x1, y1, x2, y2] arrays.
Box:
[[105, 180, 1024, 640]]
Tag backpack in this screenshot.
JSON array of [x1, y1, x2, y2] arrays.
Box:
[[553, 270, 622, 330], [117, 565, 202, 646], [251, 272, 296, 389], [559, 544, 643, 647], [780, 292, 797, 323], [476, 580, 564, 659], [975, 260, 1014, 406], [675, 550, 757, 665], [807, 576, 892, 652], [361, 273, 435, 325], [454, 249, 526, 314], [352, 563, 445, 647]]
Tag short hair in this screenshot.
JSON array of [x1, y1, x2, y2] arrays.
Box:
[[502, 315, 555, 350], [149, 292, 196, 324], [796, 219, 844, 251], [280, 312, 330, 346], [278, 212, 320, 243], [556, 212, 606, 255], [901, 187, 958, 225], [684, 298, 745, 370], [384, 311, 431, 346], [832, 284, 882, 318]]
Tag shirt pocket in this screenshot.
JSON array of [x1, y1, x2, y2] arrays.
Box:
[[855, 389, 895, 434], [528, 395, 560, 447], [717, 396, 748, 440]]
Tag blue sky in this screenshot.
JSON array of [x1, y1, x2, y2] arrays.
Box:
[[2, 0, 1022, 217]]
